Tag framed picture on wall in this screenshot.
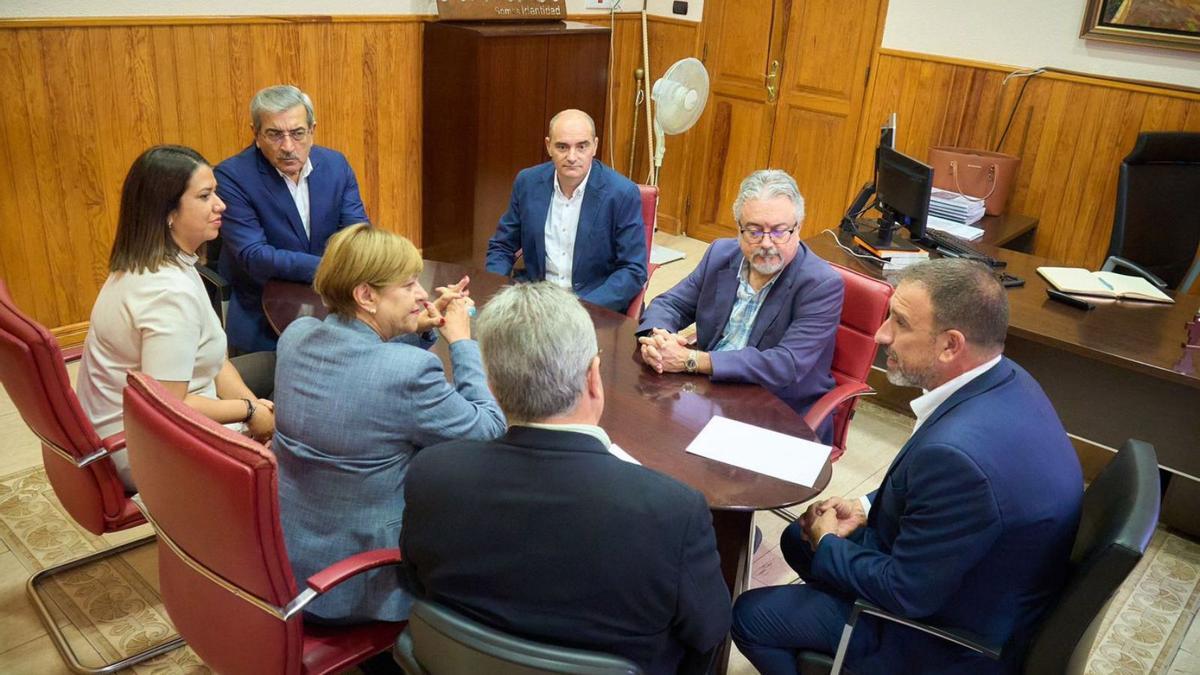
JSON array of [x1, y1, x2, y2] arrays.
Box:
[[1081, 0, 1200, 53]]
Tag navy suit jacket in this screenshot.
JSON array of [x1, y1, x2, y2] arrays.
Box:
[[485, 160, 647, 312], [814, 358, 1083, 674], [638, 238, 843, 431], [215, 144, 368, 352], [400, 426, 731, 675]]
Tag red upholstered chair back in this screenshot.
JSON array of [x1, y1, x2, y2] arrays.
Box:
[[624, 185, 660, 318], [0, 280, 131, 534], [123, 371, 304, 675], [828, 264, 893, 450]]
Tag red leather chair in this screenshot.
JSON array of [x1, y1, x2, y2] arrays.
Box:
[[0, 279, 184, 673], [803, 264, 893, 462], [624, 184, 660, 319], [122, 370, 406, 675]]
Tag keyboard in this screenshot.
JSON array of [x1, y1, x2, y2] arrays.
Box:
[[922, 229, 1006, 268]]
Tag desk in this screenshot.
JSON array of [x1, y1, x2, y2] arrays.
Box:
[[808, 230, 1200, 525], [264, 262, 831, 672]]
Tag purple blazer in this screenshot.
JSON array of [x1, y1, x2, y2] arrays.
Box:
[[639, 239, 843, 433]]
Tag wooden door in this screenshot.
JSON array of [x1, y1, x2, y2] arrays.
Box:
[[683, 0, 788, 243], [767, 0, 886, 238], [680, 0, 886, 242]]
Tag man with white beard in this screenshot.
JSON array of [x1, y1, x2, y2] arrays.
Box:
[[636, 169, 844, 441]]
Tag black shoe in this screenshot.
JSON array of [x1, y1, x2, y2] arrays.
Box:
[[753, 525, 763, 554]]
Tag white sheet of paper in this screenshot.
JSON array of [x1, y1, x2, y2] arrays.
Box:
[[685, 416, 831, 487], [608, 443, 642, 465]]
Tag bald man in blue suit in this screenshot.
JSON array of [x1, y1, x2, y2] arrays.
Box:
[[486, 109, 646, 313], [216, 85, 368, 353], [732, 259, 1083, 674]]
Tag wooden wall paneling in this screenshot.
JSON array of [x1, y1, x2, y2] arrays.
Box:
[[0, 18, 425, 341], [851, 50, 1200, 270]]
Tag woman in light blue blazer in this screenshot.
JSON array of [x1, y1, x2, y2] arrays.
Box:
[[272, 223, 505, 624]]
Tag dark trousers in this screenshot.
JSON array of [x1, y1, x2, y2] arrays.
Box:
[[731, 521, 874, 674]]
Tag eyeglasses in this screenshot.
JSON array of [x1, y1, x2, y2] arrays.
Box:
[[261, 127, 312, 144], [739, 225, 797, 243]]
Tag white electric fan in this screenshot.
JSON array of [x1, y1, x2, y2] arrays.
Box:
[[642, 57, 709, 266], [648, 57, 710, 186]]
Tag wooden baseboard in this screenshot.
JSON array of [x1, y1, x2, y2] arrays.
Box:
[[51, 322, 89, 349]]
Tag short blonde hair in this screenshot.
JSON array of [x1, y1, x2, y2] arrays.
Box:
[[313, 224, 422, 319]]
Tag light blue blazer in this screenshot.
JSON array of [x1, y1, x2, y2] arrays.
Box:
[[272, 315, 506, 623]]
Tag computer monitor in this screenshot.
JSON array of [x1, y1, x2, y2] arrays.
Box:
[[873, 144, 933, 245], [841, 113, 898, 233]]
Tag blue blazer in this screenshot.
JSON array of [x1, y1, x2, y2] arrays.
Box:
[[272, 315, 506, 623], [814, 358, 1083, 674], [401, 426, 731, 675], [215, 144, 368, 352], [638, 239, 843, 429], [485, 160, 647, 312]]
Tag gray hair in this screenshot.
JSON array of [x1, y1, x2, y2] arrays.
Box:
[[898, 258, 1008, 350], [732, 169, 805, 226], [250, 85, 316, 131], [476, 283, 598, 423]]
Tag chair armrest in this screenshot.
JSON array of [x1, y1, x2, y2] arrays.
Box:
[[803, 382, 874, 433], [196, 264, 231, 298], [306, 548, 403, 594], [1101, 256, 1168, 289], [852, 599, 1003, 660], [101, 432, 127, 455]]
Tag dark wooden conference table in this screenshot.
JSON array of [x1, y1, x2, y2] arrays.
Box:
[[808, 225, 1200, 529], [264, 261, 832, 669]]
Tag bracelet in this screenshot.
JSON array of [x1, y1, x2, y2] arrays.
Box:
[[242, 398, 256, 424]]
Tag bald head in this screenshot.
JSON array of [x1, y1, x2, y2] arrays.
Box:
[[548, 109, 597, 137], [545, 109, 599, 197]]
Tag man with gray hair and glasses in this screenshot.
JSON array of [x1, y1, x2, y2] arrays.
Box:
[[638, 169, 844, 440], [400, 283, 731, 675], [216, 84, 368, 353]]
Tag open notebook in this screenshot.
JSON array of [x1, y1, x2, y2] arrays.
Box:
[[1037, 267, 1173, 304]]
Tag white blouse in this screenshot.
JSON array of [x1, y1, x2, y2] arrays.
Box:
[[77, 252, 226, 487]]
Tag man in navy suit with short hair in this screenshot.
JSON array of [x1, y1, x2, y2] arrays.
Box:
[[637, 169, 844, 440], [401, 283, 730, 675], [215, 84, 368, 353], [485, 109, 647, 313], [731, 258, 1084, 674]]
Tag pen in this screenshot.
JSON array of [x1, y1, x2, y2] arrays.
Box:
[[1096, 276, 1115, 291]]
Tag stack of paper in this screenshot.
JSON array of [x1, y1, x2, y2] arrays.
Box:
[[926, 215, 985, 241], [929, 189, 985, 225]]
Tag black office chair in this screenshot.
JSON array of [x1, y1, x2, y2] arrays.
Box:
[[1101, 132, 1200, 294], [393, 600, 644, 675], [800, 438, 1160, 675], [198, 232, 230, 326]]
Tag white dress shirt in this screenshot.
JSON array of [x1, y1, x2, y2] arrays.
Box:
[[859, 354, 1002, 516], [542, 166, 592, 289], [277, 158, 315, 239]]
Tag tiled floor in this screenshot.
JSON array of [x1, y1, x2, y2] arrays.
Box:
[[0, 232, 1196, 673]]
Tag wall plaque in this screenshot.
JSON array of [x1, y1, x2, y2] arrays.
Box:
[[435, 0, 565, 21]]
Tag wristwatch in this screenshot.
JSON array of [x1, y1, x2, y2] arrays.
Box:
[[685, 350, 699, 374]]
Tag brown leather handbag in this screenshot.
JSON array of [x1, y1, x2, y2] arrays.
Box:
[[927, 146, 1021, 216]]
